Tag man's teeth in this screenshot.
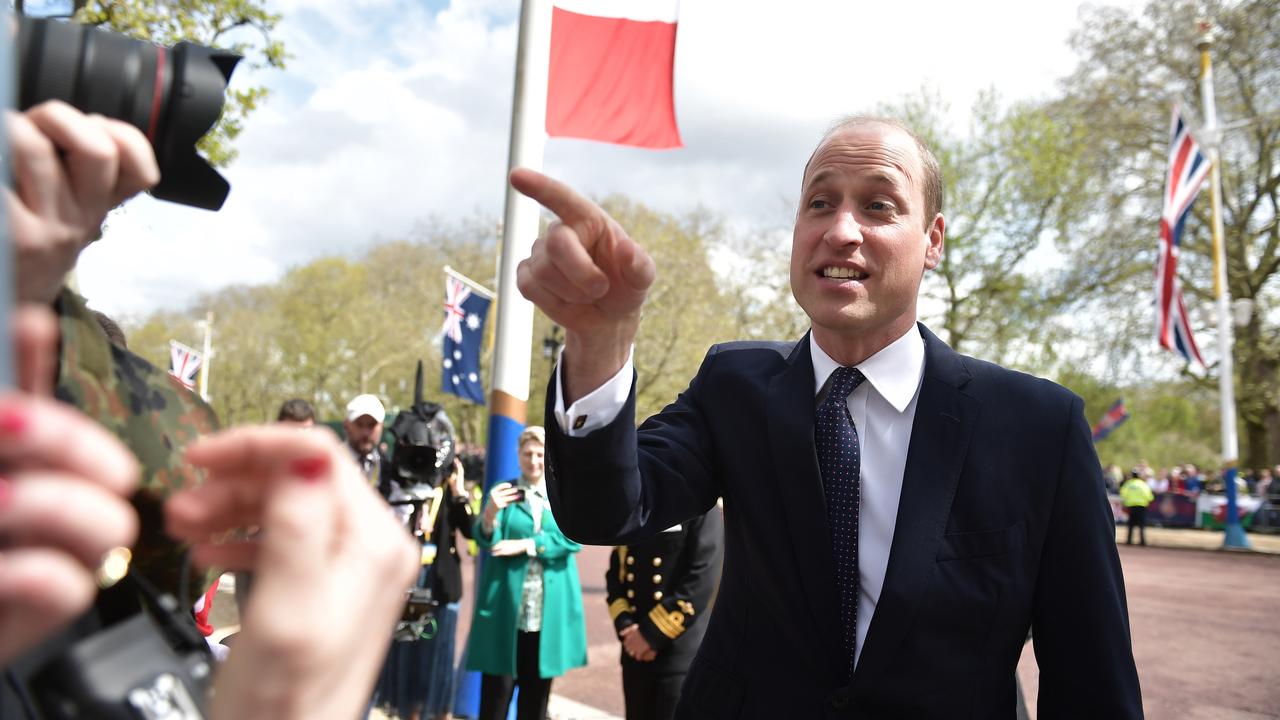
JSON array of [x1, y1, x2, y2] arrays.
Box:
[[822, 267, 868, 280]]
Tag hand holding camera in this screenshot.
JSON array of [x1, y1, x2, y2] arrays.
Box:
[[6, 101, 160, 304]]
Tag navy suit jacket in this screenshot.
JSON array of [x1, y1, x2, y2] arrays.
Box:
[[544, 325, 1142, 719]]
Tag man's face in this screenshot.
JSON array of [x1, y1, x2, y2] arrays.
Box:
[[344, 415, 382, 455], [790, 123, 944, 355], [518, 441, 545, 483]]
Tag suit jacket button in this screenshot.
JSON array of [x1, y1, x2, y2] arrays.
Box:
[[627, 556, 635, 565], [626, 572, 634, 582], [627, 590, 635, 598], [652, 574, 662, 584], [829, 689, 850, 710], [653, 591, 663, 601]]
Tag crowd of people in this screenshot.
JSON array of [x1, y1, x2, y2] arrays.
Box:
[[1103, 462, 1280, 499]]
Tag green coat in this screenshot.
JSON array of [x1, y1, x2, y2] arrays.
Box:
[[464, 491, 587, 678]]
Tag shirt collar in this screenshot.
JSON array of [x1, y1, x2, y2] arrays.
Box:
[[809, 324, 925, 413]]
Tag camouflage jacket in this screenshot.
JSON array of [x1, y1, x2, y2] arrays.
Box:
[[54, 289, 220, 597]]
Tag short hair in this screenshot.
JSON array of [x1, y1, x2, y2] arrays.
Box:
[[92, 310, 128, 348], [804, 115, 943, 230], [277, 398, 316, 423], [518, 426, 545, 449]]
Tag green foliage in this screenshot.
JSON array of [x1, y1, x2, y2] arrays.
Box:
[[1048, 0, 1280, 466], [73, 0, 287, 166], [124, 219, 500, 444]]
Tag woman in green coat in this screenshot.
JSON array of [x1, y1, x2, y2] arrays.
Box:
[[466, 426, 587, 720]]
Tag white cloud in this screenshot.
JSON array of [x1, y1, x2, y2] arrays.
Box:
[[78, 0, 1140, 318]]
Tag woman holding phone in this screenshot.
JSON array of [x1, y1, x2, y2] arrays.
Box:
[[465, 426, 587, 720]]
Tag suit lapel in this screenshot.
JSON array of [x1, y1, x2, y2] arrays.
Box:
[[853, 325, 980, 686], [766, 334, 844, 684]]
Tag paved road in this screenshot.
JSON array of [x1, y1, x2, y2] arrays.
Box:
[[217, 529, 1280, 719], [1017, 544, 1280, 719]]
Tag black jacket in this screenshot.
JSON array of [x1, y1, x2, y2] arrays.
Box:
[[545, 325, 1142, 719], [607, 508, 723, 674]]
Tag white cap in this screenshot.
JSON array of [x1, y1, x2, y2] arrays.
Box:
[[345, 394, 386, 423]]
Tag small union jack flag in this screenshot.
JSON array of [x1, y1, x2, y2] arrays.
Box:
[[169, 340, 203, 390], [1091, 398, 1130, 443], [1155, 103, 1209, 366]]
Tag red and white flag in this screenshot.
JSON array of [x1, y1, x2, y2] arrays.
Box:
[[169, 340, 203, 390], [547, 0, 682, 148]]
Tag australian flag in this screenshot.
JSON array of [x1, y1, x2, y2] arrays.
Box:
[[1091, 399, 1130, 443], [441, 273, 491, 404]]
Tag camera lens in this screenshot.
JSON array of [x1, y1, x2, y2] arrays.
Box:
[[16, 17, 241, 210]]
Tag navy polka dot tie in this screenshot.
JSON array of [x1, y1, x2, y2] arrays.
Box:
[[816, 366, 865, 678]]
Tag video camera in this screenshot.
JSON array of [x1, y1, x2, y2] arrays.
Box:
[[384, 361, 457, 641], [15, 15, 240, 210]]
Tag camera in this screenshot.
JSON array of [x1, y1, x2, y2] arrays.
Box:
[[28, 575, 213, 719], [384, 361, 458, 640], [15, 16, 240, 210]]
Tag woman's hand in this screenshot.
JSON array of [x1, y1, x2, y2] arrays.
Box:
[[0, 306, 140, 667], [489, 539, 535, 557], [165, 425, 418, 720], [480, 482, 524, 533]]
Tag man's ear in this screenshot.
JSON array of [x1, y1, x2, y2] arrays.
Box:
[[923, 214, 945, 270]]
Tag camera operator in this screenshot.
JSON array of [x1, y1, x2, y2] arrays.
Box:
[[344, 393, 387, 481], [0, 99, 419, 718]]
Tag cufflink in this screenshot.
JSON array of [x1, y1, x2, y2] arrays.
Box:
[[573, 414, 587, 430]]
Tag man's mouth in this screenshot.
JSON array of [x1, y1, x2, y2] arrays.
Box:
[[821, 266, 868, 281]]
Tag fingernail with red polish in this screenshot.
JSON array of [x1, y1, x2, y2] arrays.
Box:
[[289, 456, 328, 482], [0, 407, 27, 437]]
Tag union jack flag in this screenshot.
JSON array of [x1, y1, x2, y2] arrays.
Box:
[[168, 340, 203, 390], [442, 275, 472, 343], [1155, 103, 1208, 366], [1091, 398, 1130, 443]]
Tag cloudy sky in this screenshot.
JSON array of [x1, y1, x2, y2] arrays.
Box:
[[76, 0, 1142, 320]]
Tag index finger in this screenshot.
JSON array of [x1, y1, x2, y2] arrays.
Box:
[[510, 168, 605, 230], [185, 424, 343, 479]]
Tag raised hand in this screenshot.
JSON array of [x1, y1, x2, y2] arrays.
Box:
[[511, 168, 656, 402], [6, 101, 159, 304], [165, 425, 418, 720]]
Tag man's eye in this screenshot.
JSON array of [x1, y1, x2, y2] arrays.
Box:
[[867, 201, 893, 212], [808, 199, 831, 210]]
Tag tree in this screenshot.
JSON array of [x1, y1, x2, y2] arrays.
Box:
[[15, 0, 289, 166], [1049, 0, 1280, 468]]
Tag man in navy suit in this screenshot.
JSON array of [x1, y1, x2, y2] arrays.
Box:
[[510, 117, 1143, 718]]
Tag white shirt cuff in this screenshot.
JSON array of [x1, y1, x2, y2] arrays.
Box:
[[553, 345, 634, 437]]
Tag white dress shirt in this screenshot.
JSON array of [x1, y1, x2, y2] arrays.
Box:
[[552, 326, 926, 668]]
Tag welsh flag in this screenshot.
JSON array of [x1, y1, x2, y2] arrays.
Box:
[[547, 0, 682, 148]]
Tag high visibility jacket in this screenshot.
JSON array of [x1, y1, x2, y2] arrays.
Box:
[[1120, 478, 1155, 508]]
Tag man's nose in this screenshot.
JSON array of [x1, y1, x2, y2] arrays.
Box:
[[823, 209, 863, 247]]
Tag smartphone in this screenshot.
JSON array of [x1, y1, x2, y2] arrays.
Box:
[[511, 488, 526, 502]]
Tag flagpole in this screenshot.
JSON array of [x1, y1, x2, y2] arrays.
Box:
[[198, 311, 213, 403], [1197, 19, 1249, 549], [454, 0, 551, 714], [444, 265, 496, 300]]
